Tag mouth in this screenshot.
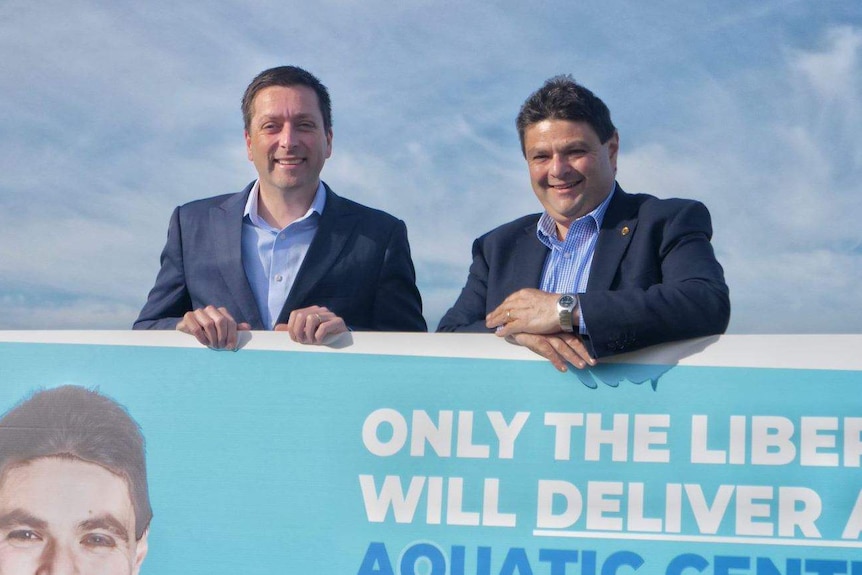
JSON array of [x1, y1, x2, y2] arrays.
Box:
[[274, 158, 304, 167], [549, 180, 582, 191]]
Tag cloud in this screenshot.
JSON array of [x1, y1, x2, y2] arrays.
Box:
[[0, 1, 859, 334], [618, 23, 862, 333]]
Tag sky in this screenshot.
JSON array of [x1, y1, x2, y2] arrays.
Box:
[[1, 0, 860, 333]]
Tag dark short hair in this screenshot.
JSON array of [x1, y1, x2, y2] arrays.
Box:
[[516, 75, 616, 155], [241, 65, 332, 132], [0, 386, 152, 540]]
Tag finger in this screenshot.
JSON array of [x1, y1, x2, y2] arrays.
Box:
[[551, 335, 596, 370], [217, 307, 239, 350], [493, 312, 526, 336], [303, 312, 322, 342], [511, 334, 569, 372], [285, 310, 306, 342], [314, 317, 348, 345], [191, 306, 220, 348], [202, 306, 235, 349], [177, 313, 211, 347], [486, 291, 522, 327], [286, 310, 299, 336], [486, 302, 512, 328], [237, 323, 252, 331], [312, 319, 331, 344], [558, 334, 596, 366], [487, 303, 519, 330]]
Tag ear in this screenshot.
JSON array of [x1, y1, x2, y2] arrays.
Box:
[[607, 131, 619, 172], [132, 528, 149, 575], [245, 129, 254, 162], [325, 127, 333, 160]]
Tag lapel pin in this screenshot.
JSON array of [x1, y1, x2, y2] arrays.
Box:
[[621, 226, 630, 236]]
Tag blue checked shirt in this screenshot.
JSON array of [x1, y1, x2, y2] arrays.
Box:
[[537, 186, 616, 335]]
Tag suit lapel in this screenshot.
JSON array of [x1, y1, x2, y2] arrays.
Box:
[[276, 185, 359, 324], [512, 219, 547, 292], [587, 185, 638, 291], [211, 184, 265, 328]]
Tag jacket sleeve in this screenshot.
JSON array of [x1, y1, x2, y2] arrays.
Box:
[[436, 236, 495, 333], [132, 207, 190, 330], [366, 219, 428, 332], [579, 200, 730, 357]]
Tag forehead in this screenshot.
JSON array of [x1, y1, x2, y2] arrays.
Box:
[[0, 457, 135, 531], [523, 119, 601, 148], [250, 85, 323, 121]]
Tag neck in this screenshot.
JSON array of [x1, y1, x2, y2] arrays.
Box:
[[257, 182, 319, 229]]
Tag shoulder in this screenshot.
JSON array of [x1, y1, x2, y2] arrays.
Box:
[[612, 188, 711, 223], [323, 185, 406, 229], [176, 183, 253, 214], [168, 184, 253, 228], [608, 189, 714, 243]]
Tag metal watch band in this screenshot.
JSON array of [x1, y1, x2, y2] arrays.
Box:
[[557, 293, 578, 333]]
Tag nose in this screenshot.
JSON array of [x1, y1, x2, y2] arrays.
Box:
[[278, 125, 297, 149], [37, 541, 79, 575], [548, 153, 570, 180]]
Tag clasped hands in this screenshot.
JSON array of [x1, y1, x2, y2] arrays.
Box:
[[485, 288, 596, 372], [177, 305, 348, 350]]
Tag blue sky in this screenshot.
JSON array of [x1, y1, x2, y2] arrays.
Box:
[[1, 0, 860, 333]]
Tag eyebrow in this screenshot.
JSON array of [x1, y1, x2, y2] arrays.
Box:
[[258, 113, 318, 123], [0, 509, 48, 530], [79, 515, 131, 543]]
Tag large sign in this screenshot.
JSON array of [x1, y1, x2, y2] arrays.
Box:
[[0, 332, 860, 574]]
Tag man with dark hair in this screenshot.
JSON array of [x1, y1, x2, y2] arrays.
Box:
[[135, 65, 426, 349], [0, 385, 151, 573], [438, 76, 730, 371]]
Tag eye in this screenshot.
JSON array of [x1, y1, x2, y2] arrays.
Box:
[[6, 529, 43, 547], [81, 533, 117, 548]]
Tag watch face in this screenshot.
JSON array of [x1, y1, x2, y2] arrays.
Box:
[[559, 295, 575, 308]]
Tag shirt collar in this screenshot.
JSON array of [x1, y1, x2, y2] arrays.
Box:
[[536, 183, 616, 244], [243, 180, 327, 231]]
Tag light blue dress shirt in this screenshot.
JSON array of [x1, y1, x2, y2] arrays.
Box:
[[241, 181, 326, 329], [537, 186, 615, 334]]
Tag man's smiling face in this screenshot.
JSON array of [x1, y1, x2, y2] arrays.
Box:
[[245, 84, 333, 199], [524, 119, 618, 238]]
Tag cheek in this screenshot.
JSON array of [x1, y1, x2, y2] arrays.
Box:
[[78, 550, 135, 575], [528, 165, 546, 184], [0, 548, 35, 571]]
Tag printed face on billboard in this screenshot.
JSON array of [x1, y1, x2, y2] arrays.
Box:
[[0, 457, 148, 575]]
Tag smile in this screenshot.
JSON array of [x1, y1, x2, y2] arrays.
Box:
[[275, 158, 304, 166], [550, 180, 581, 191]]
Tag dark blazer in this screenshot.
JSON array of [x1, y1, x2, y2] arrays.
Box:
[[437, 185, 729, 357], [134, 182, 427, 332]]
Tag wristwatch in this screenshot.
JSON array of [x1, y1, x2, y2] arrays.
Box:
[[557, 293, 579, 333]]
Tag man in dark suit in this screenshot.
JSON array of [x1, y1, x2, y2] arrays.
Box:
[[438, 76, 729, 371], [135, 66, 426, 349]]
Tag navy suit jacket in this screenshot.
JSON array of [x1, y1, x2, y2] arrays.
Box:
[[437, 186, 729, 357], [134, 182, 427, 332]]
